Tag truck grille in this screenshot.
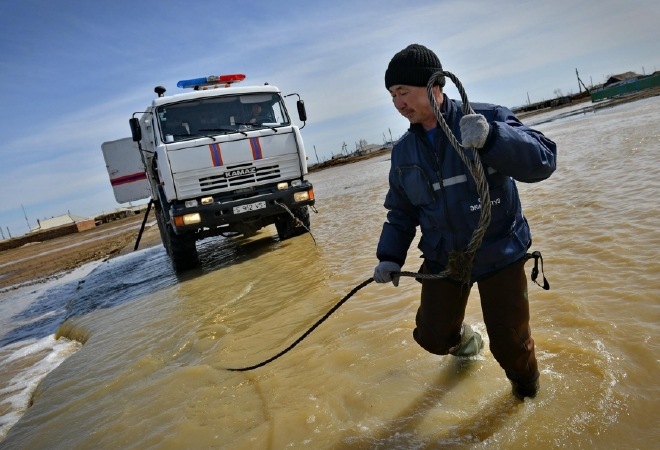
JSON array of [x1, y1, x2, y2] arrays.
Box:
[[173, 153, 302, 198], [199, 163, 281, 191]]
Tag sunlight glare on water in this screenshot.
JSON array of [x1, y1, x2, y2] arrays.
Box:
[[1, 96, 659, 449]]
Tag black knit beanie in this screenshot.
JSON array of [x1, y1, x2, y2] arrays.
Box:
[[385, 44, 445, 90]]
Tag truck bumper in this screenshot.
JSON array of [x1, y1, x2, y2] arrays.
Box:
[[169, 181, 315, 234]]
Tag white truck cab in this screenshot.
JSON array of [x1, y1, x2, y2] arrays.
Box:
[[102, 74, 315, 272]]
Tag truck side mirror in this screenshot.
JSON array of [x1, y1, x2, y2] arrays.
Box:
[[296, 100, 307, 122], [129, 118, 142, 142]]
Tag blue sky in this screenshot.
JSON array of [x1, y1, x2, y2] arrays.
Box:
[[1, 0, 658, 237]]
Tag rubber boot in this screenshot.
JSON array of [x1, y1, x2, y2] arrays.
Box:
[[510, 372, 540, 400], [449, 324, 484, 357]]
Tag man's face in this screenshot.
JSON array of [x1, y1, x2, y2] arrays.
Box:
[[389, 84, 442, 130]]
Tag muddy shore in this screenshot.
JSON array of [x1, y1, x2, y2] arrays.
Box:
[[0, 211, 162, 291]]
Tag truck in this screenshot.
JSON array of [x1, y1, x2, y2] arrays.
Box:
[[101, 73, 315, 272]]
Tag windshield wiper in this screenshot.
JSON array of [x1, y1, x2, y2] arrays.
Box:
[[199, 127, 247, 137], [198, 127, 235, 133], [233, 123, 278, 133], [169, 135, 201, 142]]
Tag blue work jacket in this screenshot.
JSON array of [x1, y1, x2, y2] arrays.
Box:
[[376, 95, 557, 281]]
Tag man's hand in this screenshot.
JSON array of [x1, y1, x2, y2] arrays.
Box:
[[460, 114, 490, 149], [373, 261, 401, 286]]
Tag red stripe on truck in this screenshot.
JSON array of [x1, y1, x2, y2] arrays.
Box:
[[110, 172, 147, 186]]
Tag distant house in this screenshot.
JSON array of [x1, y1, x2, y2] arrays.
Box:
[[0, 212, 99, 251], [31, 213, 95, 233], [354, 144, 387, 156], [592, 71, 660, 102], [94, 205, 147, 224], [603, 71, 642, 87]]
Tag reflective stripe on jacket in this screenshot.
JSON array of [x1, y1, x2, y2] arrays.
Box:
[[376, 95, 557, 281]]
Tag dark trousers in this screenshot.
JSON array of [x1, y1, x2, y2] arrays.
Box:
[[413, 258, 539, 383]]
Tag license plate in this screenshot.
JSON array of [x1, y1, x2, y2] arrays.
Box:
[[233, 201, 266, 214]]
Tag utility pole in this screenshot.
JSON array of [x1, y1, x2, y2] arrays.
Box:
[[576, 68, 590, 94], [313, 145, 319, 164], [21, 204, 32, 231], [0, 227, 5, 240]]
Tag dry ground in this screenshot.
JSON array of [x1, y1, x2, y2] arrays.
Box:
[[0, 210, 162, 291]]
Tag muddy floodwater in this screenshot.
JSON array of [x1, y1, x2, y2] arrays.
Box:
[[1, 97, 659, 449]]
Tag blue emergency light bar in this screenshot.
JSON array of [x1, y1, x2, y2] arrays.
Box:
[[177, 74, 246, 89]]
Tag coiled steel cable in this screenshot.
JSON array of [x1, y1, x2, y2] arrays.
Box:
[[224, 71, 492, 371], [427, 71, 491, 283]]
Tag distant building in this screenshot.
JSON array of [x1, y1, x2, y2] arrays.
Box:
[[591, 71, 660, 102], [603, 71, 641, 87], [94, 205, 148, 224], [0, 212, 97, 251], [0, 206, 148, 252], [31, 213, 95, 233], [354, 144, 385, 156]]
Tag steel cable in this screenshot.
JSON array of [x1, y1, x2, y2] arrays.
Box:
[[223, 71, 492, 371]]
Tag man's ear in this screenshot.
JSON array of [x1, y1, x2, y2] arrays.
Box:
[[431, 85, 444, 104]]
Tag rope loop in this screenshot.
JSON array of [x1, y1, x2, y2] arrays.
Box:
[[426, 70, 491, 283]]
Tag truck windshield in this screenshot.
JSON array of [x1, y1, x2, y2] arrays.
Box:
[[156, 93, 289, 143]]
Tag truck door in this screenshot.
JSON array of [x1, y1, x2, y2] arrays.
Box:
[[101, 137, 151, 203]]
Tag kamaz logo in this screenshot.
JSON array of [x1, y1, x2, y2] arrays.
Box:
[[223, 167, 256, 179]]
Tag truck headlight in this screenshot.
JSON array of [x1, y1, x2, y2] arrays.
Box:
[[277, 182, 288, 190], [174, 213, 201, 226], [185, 199, 199, 208], [294, 190, 314, 202]]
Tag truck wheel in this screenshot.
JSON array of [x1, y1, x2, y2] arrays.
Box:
[[164, 223, 199, 272], [155, 202, 199, 272], [154, 201, 169, 248], [275, 206, 310, 241]]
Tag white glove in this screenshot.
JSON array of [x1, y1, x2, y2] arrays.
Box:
[[373, 261, 401, 286], [459, 114, 490, 149]]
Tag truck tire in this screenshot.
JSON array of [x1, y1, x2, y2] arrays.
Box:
[[155, 201, 200, 272], [164, 223, 199, 272], [153, 201, 169, 248], [275, 205, 310, 241]]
